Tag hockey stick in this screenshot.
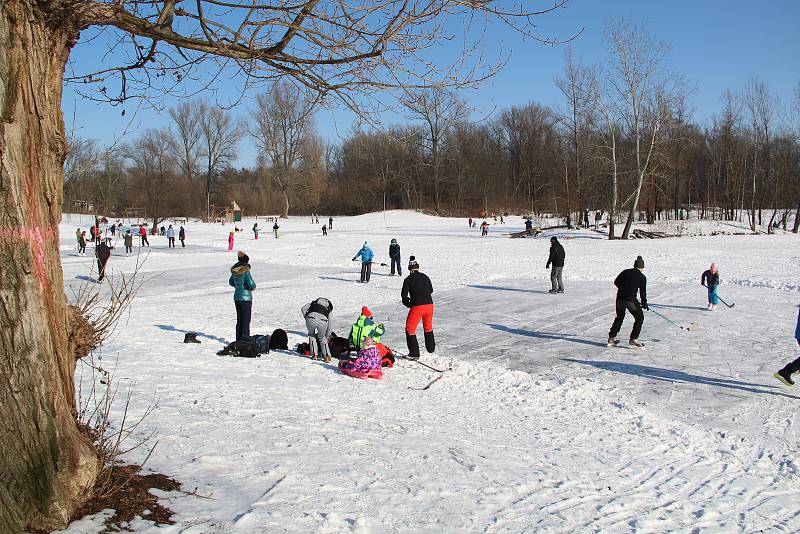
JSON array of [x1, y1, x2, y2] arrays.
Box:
[[647, 308, 698, 331], [702, 284, 735, 308], [396, 352, 451, 372], [408, 374, 444, 390]]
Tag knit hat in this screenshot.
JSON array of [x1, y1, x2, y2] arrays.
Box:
[[550, 236, 558, 242], [408, 255, 419, 270], [634, 256, 645, 269], [391, 238, 397, 244], [361, 306, 372, 318], [364, 241, 369, 247]]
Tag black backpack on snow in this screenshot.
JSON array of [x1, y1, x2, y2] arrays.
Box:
[[269, 328, 288, 350], [217, 340, 259, 358]]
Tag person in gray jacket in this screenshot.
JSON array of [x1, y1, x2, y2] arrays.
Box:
[[302, 297, 334, 362]]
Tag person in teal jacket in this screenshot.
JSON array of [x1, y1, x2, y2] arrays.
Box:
[[352, 241, 374, 283], [229, 251, 256, 341], [775, 306, 800, 386]]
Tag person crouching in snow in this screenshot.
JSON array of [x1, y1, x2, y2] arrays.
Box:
[[352, 241, 374, 283], [348, 306, 385, 351], [701, 263, 720, 310], [774, 306, 800, 387], [302, 297, 334, 362], [229, 251, 256, 342], [401, 256, 435, 360]]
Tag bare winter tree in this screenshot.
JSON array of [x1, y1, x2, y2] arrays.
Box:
[[169, 100, 203, 185], [555, 47, 593, 223], [603, 18, 678, 239], [402, 87, 469, 211], [0, 0, 570, 528], [252, 81, 317, 218], [742, 78, 779, 232], [197, 99, 241, 220], [124, 128, 179, 231]]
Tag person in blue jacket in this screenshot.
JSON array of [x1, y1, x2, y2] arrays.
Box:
[[352, 241, 374, 283], [229, 251, 256, 342], [774, 306, 800, 387]]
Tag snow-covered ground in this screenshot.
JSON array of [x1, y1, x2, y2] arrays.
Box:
[[57, 211, 800, 533]]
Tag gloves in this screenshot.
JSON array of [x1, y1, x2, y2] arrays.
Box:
[[641, 303, 649, 310]]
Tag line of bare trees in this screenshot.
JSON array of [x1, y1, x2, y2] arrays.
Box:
[[65, 20, 799, 236]]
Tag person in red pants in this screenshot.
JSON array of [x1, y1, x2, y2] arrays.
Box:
[[401, 256, 435, 360]]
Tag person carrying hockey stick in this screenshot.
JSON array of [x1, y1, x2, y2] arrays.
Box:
[[401, 256, 435, 360], [608, 256, 648, 348], [774, 306, 800, 387], [701, 262, 720, 311], [301, 297, 334, 362]]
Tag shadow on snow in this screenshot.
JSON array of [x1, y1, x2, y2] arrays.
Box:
[[486, 323, 609, 347], [562, 358, 799, 400], [155, 324, 228, 344]]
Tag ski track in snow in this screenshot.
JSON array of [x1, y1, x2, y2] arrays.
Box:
[[57, 212, 800, 533]]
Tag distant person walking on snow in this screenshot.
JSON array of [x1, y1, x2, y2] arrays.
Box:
[[329, 216, 333, 230], [228, 231, 235, 251], [95, 241, 111, 282], [480, 220, 489, 236], [179, 226, 185, 247], [584, 209, 590, 228], [301, 297, 334, 362], [253, 223, 259, 240], [546, 236, 565, 294], [272, 221, 280, 238], [389, 238, 402, 276], [525, 218, 533, 236], [322, 224, 327, 236], [468, 217, 473, 228], [701, 263, 720, 311], [352, 241, 374, 283], [229, 251, 256, 342], [774, 306, 800, 386], [123, 230, 133, 256], [608, 256, 648, 348], [139, 225, 149, 247], [76, 228, 86, 255], [167, 225, 176, 248], [401, 256, 435, 360], [595, 210, 602, 229]]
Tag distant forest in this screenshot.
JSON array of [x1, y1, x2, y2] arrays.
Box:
[[65, 23, 800, 238]]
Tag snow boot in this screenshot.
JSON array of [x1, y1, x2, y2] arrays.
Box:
[[183, 332, 201, 344], [424, 330, 436, 353], [549, 289, 557, 294], [629, 339, 645, 348], [774, 369, 795, 387], [607, 336, 619, 347], [405, 332, 420, 360]]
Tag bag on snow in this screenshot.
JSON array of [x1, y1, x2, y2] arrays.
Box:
[[269, 328, 289, 350], [328, 332, 352, 359], [338, 345, 382, 380], [251, 334, 270, 354], [217, 340, 260, 358]]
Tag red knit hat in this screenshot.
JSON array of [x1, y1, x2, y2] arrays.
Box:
[[361, 306, 372, 317]]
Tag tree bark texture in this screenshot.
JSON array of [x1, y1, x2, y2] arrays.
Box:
[[0, 1, 99, 531]]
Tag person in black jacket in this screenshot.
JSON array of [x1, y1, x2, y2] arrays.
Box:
[[389, 238, 402, 276], [401, 256, 434, 360], [95, 241, 112, 281], [546, 236, 565, 294], [608, 256, 648, 347]]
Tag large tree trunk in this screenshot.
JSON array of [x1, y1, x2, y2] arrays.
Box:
[[0, 1, 99, 531]]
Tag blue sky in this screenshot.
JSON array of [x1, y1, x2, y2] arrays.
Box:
[[63, 0, 800, 166]]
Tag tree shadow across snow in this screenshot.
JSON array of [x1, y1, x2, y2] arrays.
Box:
[[154, 324, 228, 344], [486, 323, 609, 347], [562, 359, 799, 400], [468, 284, 552, 295]]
